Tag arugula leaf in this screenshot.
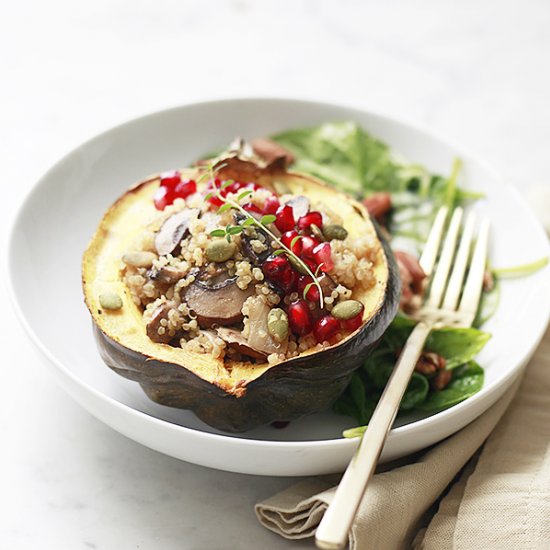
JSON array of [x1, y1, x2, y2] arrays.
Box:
[[418, 362, 484, 412]]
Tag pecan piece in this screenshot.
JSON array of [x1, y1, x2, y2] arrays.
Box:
[[251, 138, 295, 167], [363, 192, 392, 222], [414, 351, 446, 375], [431, 369, 452, 391]]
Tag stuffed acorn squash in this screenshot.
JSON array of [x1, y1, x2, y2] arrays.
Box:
[[82, 153, 400, 432]]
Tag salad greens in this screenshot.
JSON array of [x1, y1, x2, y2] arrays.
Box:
[[271, 121, 493, 428], [333, 315, 489, 428], [272, 122, 482, 248], [202, 121, 547, 433]]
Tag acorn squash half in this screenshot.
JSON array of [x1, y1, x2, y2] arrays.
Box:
[[82, 164, 400, 432]]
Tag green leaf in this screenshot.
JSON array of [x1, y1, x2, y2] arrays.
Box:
[[227, 225, 243, 235], [290, 235, 301, 249], [444, 158, 462, 209], [261, 214, 277, 225], [303, 282, 314, 300], [474, 280, 500, 328], [241, 217, 256, 227], [204, 192, 214, 200], [220, 179, 234, 189], [343, 425, 367, 438], [493, 257, 549, 278], [272, 249, 286, 256], [333, 395, 361, 423], [217, 203, 233, 214], [226, 235, 231, 243], [237, 189, 253, 201], [209, 229, 226, 237], [349, 373, 366, 417], [418, 362, 484, 412], [400, 373, 429, 410], [426, 328, 491, 370]]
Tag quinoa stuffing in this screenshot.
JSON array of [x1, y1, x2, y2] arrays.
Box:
[[120, 153, 381, 366]]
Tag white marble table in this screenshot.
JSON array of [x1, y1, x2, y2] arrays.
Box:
[[2, 1, 549, 548]]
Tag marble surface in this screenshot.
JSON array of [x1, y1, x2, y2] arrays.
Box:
[[1, 1, 549, 548]]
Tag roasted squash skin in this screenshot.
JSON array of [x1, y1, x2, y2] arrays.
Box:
[[83, 167, 401, 432]]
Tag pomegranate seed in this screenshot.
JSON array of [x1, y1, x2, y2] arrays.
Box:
[[274, 204, 295, 232], [296, 275, 320, 302], [279, 266, 297, 293], [207, 195, 224, 208], [245, 182, 262, 191], [288, 300, 313, 336], [281, 230, 303, 255], [297, 211, 323, 231], [301, 236, 319, 259], [314, 315, 340, 343], [313, 242, 334, 272], [153, 184, 177, 210], [243, 202, 262, 214], [174, 179, 197, 199], [160, 170, 181, 188], [263, 195, 280, 215], [262, 255, 288, 278], [340, 311, 364, 332], [221, 180, 244, 196], [262, 255, 296, 293]]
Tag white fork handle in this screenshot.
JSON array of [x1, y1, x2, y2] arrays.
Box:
[[315, 322, 433, 550]]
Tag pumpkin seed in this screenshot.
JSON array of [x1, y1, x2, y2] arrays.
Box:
[[99, 291, 123, 310], [331, 299, 363, 320], [122, 251, 157, 268], [206, 239, 237, 263], [323, 224, 348, 241], [267, 308, 289, 342], [287, 254, 309, 275], [310, 223, 326, 242]]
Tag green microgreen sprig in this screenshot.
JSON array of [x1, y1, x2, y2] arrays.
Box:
[[201, 161, 325, 307]]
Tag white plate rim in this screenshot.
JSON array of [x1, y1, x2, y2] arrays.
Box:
[[7, 96, 550, 458]]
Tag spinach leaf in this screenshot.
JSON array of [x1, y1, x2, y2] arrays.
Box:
[[333, 372, 378, 425], [426, 329, 491, 369], [372, 315, 491, 370], [271, 121, 404, 195], [418, 362, 484, 412], [400, 373, 429, 410]]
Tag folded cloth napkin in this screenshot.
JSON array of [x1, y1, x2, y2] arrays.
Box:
[[256, 326, 550, 549]]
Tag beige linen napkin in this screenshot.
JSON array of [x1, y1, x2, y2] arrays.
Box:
[[256, 327, 550, 549]]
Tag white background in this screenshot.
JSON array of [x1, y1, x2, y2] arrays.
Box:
[[1, 1, 549, 548]]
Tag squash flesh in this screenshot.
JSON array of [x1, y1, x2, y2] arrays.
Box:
[[82, 170, 389, 396]]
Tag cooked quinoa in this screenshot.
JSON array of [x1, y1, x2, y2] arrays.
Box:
[[121, 170, 380, 365]]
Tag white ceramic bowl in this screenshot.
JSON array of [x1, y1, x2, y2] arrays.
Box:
[[8, 98, 550, 476]]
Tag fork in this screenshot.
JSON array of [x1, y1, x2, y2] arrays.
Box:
[[315, 206, 490, 550]]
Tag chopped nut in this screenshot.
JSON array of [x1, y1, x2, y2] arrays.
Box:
[[431, 369, 452, 391], [414, 351, 446, 375], [363, 192, 392, 221]]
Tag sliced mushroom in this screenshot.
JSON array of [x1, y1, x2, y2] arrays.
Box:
[[246, 296, 288, 356], [146, 302, 177, 344], [183, 269, 256, 328], [285, 195, 309, 220], [234, 211, 274, 265], [216, 327, 267, 360], [147, 265, 186, 285], [155, 208, 199, 256]]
